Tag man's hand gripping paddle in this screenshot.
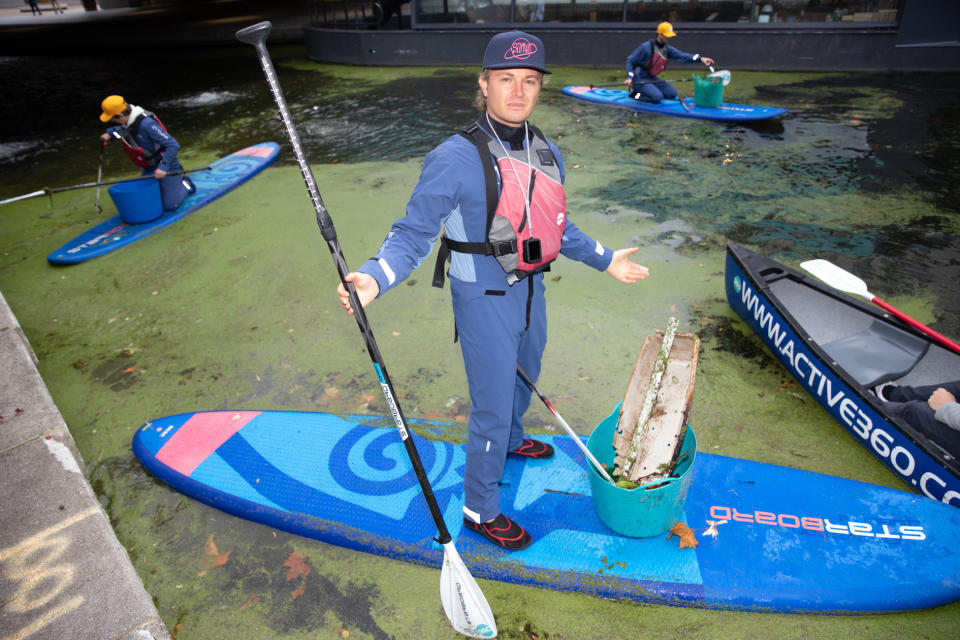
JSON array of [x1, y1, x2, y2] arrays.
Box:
[[235, 21, 497, 639]]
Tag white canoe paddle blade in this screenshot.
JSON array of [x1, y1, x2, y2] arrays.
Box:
[[800, 259, 873, 300], [440, 542, 497, 638]]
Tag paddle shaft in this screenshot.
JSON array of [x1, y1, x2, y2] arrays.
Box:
[[590, 77, 694, 89], [236, 21, 453, 544], [517, 365, 617, 485], [592, 70, 728, 90], [49, 167, 209, 193], [872, 296, 960, 356], [801, 259, 960, 356], [95, 140, 105, 213], [0, 166, 211, 206]]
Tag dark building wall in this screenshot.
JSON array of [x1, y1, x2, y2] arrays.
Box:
[[897, 0, 960, 46], [304, 24, 960, 71]]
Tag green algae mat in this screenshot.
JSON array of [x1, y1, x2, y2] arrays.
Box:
[[2, 50, 960, 638]]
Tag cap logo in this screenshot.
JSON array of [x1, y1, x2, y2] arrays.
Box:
[[504, 37, 538, 61]]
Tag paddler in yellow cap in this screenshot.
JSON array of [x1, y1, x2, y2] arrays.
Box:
[[99, 95, 196, 211], [624, 22, 715, 103]]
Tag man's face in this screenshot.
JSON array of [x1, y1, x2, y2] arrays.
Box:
[[479, 68, 542, 126], [110, 112, 129, 126]]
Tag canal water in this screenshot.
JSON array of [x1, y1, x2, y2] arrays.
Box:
[[2, 44, 959, 639]]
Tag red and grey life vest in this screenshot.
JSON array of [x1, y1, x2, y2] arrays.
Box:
[[112, 109, 167, 169], [646, 40, 668, 77], [433, 122, 567, 288]]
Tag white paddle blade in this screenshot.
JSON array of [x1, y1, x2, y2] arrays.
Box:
[[708, 69, 731, 86], [800, 259, 873, 300], [440, 542, 497, 638]]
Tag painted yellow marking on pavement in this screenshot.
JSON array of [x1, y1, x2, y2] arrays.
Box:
[[1, 506, 98, 640]]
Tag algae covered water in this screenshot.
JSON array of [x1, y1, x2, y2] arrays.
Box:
[[1, 45, 959, 639]]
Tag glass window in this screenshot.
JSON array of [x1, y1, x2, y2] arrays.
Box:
[[751, 1, 899, 24], [404, 0, 901, 26]]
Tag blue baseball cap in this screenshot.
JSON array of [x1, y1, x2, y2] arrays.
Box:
[[481, 30, 551, 75]]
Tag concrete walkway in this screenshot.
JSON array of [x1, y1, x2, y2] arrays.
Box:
[[0, 290, 170, 640]]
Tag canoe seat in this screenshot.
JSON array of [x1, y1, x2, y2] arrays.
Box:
[[821, 320, 929, 388]]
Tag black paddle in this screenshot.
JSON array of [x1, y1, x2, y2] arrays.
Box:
[[234, 21, 497, 639], [590, 78, 695, 89], [590, 69, 731, 90], [0, 166, 211, 207]]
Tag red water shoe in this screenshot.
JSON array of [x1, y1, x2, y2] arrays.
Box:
[[508, 438, 554, 459], [464, 514, 532, 551]]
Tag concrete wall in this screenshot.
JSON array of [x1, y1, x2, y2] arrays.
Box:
[[304, 24, 960, 71]]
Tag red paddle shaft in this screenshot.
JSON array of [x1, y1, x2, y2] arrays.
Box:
[[872, 297, 960, 355]]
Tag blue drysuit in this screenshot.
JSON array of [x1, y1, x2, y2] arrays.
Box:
[[357, 122, 613, 523], [106, 110, 189, 211], [626, 41, 700, 103]]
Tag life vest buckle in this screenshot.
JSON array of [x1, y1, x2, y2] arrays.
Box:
[[490, 239, 517, 257]]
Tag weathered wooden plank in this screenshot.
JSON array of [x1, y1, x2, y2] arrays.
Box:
[[613, 331, 699, 484]]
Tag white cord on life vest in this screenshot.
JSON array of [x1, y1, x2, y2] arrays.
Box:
[[485, 112, 534, 235]]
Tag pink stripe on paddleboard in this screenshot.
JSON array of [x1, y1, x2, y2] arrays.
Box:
[[570, 86, 592, 94], [156, 411, 261, 476], [236, 146, 274, 158]]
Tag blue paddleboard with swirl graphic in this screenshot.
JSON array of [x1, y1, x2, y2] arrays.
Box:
[[132, 409, 960, 613], [47, 142, 279, 265]]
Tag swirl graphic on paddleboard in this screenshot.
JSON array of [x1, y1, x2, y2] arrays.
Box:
[[330, 425, 455, 496]]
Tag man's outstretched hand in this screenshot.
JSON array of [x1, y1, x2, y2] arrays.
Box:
[[606, 247, 650, 284]]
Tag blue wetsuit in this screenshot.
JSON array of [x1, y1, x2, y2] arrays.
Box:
[[106, 110, 190, 211], [626, 40, 701, 103], [357, 121, 613, 524]]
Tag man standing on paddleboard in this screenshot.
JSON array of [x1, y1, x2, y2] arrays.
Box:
[[624, 22, 715, 103], [99, 95, 196, 211], [337, 31, 649, 551]]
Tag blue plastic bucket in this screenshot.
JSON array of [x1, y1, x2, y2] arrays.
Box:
[[587, 403, 697, 537], [108, 179, 163, 224]]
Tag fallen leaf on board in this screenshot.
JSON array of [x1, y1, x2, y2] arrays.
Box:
[[666, 521, 699, 549]]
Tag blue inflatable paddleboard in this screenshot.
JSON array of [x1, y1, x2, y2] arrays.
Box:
[[47, 142, 280, 265], [562, 86, 787, 122], [132, 408, 960, 613]]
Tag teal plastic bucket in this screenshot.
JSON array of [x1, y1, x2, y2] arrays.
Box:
[[587, 403, 697, 537], [109, 179, 163, 224], [694, 76, 724, 108]]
